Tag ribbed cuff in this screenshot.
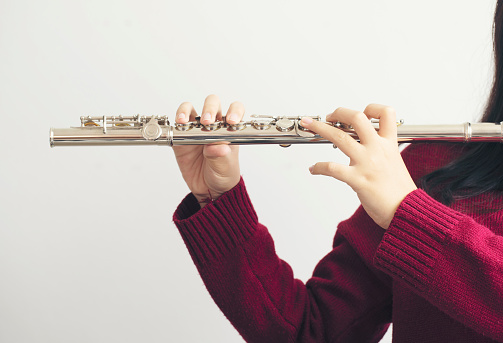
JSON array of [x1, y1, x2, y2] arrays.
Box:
[[173, 177, 258, 265], [374, 188, 465, 291]]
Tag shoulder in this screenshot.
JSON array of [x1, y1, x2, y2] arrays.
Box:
[[400, 143, 466, 184]]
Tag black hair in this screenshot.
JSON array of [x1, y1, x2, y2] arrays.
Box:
[[421, 0, 503, 205]]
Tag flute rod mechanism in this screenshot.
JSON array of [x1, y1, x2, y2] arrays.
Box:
[[49, 115, 503, 147]]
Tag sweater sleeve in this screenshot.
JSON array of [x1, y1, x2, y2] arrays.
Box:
[[375, 188, 503, 341], [173, 178, 392, 343]]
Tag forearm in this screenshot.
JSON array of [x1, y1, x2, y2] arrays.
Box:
[[173, 179, 392, 343], [174, 179, 312, 342], [375, 188, 503, 341]]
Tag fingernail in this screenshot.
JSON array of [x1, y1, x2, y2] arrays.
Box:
[[228, 113, 238, 123], [178, 113, 186, 120], [309, 165, 314, 174], [301, 117, 313, 125], [202, 112, 211, 122]]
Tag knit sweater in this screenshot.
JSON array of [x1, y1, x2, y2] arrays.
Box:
[[173, 143, 503, 343]]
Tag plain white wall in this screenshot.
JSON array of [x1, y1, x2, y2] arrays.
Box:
[[0, 1, 496, 342]]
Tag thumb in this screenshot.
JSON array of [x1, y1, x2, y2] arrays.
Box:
[[203, 144, 240, 175], [203, 143, 233, 159]]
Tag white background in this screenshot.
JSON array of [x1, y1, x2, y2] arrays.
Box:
[[0, 1, 496, 342]]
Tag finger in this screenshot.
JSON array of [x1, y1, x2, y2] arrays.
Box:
[[363, 104, 397, 140], [309, 162, 352, 184], [204, 143, 233, 159], [326, 107, 378, 145], [300, 117, 363, 158], [225, 101, 245, 124], [203, 144, 239, 174], [176, 102, 198, 123], [201, 94, 222, 124]]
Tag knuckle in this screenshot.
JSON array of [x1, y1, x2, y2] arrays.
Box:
[[327, 107, 346, 122], [326, 163, 339, 175], [353, 111, 368, 124], [364, 103, 378, 111], [382, 105, 396, 116], [333, 107, 345, 115], [335, 126, 349, 139], [367, 154, 380, 167], [332, 127, 343, 140], [332, 129, 351, 145], [373, 104, 396, 116]]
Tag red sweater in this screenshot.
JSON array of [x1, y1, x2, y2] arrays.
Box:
[[173, 143, 503, 343]]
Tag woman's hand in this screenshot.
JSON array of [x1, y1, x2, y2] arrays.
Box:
[[300, 104, 417, 229], [173, 94, 244, 207]]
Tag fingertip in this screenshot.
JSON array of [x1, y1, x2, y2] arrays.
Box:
[[176, 112, 187, 124], [309, 165, 314, 174], [201, 112, 213, 124], [301, 117, 313, 126], [227, 113, 239, 124], [227, 101, 245, 122], [363, 103, 377, 112]]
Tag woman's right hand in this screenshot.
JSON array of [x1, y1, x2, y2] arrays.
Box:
[[173, 94, 245, 207]]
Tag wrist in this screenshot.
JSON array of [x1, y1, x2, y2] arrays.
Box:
[[193, 184, 235, 208], [383, 184, 418, 229], [195, 191, 216, 208]]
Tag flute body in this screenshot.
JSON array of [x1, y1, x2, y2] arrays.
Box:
[[49, 115, 503, 147]]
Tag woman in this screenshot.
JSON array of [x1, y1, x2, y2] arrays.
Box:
[[171, 3, 503, 342]]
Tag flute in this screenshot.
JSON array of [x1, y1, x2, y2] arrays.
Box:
[[49, 115, 503, 148]]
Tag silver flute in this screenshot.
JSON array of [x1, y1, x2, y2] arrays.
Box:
[[49, 115, 503, 148]]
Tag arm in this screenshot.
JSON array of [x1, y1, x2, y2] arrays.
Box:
[[171, 97, 395, 342], [301, 105, 503, 340], [375, 188, 503, 341], [174, 179, 392, 343]]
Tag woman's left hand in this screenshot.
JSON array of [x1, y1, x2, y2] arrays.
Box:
[[300, 104, 417, 229]]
